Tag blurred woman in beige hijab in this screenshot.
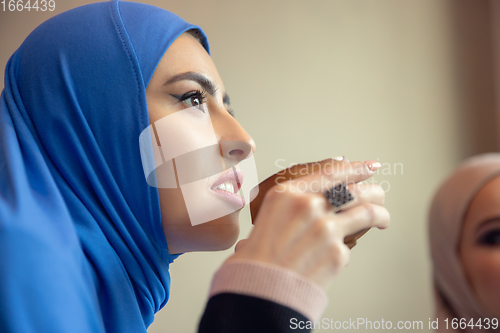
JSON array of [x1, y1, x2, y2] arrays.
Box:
[[429, 153, 500, 332]]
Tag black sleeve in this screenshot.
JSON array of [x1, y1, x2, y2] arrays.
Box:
[[198, 293, 312, 333]]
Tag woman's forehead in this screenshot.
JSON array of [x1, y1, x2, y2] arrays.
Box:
[[154, 33, 223, 90]]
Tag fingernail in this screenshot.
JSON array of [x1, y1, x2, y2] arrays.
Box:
[[366, 161, 381, 172], [333, 156, 345, 161]]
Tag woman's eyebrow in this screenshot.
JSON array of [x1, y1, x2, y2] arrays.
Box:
[[165, 71, 217, 95], [476, 218, 500, 233]]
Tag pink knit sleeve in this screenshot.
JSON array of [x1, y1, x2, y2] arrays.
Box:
[[209, 260, 328, 321]]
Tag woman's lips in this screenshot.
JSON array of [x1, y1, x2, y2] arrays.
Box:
[[210, 169, 245, 207]]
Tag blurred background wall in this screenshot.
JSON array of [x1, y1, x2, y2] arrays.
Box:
[[1, 0, 499, 332]]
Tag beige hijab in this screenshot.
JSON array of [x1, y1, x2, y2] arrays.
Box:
[[429, 153, 500, 332]]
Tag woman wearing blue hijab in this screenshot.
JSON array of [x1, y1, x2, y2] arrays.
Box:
[[0, 1, 389, 332]]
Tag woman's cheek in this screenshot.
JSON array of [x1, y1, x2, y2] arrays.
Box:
[[468, 251, 500, 317]]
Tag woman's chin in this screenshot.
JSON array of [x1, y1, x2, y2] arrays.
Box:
[[164, 211, 241, 253], [193, 213, 241, 251]]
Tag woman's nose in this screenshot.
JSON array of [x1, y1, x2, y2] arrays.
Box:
[[220, 140, 253, 168], [216, 114, 256, 169]]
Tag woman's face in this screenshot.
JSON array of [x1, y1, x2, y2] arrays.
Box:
[[460, 174, 500, 318], [146, 32, 255, 254]]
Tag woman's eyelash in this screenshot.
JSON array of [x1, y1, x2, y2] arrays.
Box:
[[176, 89, 208, 105], [478, 229, 500, 246], [172, 90, 235, 117]]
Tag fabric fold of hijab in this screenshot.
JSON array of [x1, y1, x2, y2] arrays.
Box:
[[0, 1, 209, 331], [429, 153, 500, 333]]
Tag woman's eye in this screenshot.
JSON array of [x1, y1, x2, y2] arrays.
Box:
[[180, 90, 206, 112], [478, 229, 500, 246]]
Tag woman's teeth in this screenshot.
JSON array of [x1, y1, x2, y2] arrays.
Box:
[[214, 181, 235, 193]]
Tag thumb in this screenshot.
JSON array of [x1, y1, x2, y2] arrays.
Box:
[[234, 239, 248, 252]]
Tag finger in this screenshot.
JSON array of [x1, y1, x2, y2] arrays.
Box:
[[234, 239, 248, 252], [345, 183, 385, 207], [275, 157, 346, 179], [335, 203, 390, 236], [257, 158, 348, 207], [286, 161, 381, 194]]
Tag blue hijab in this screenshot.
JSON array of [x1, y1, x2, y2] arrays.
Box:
[[0, 1, 209, 331]]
